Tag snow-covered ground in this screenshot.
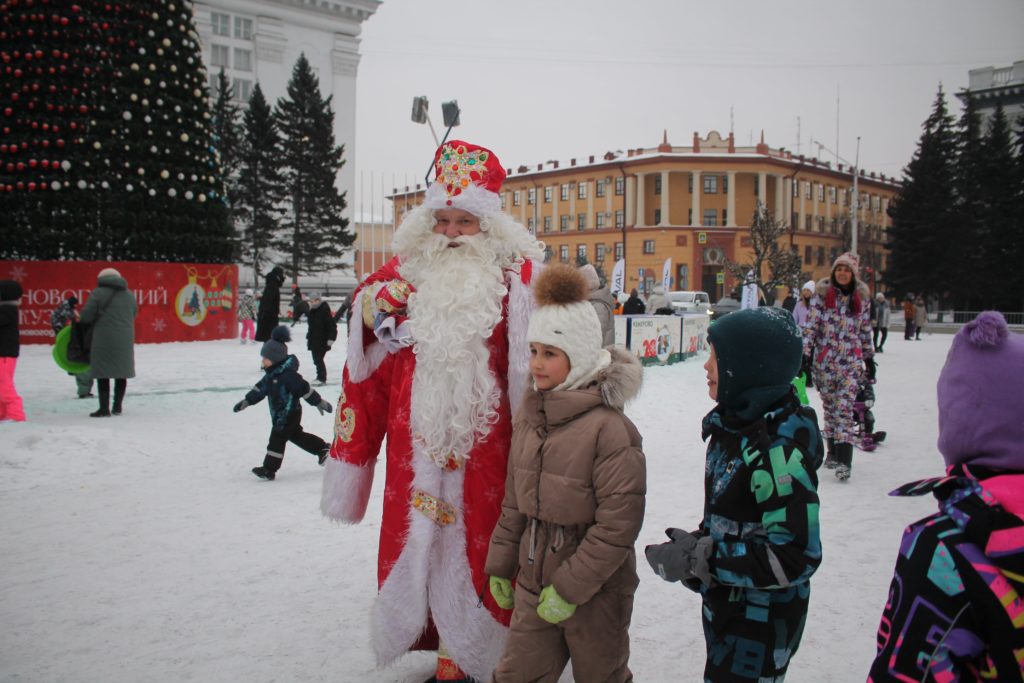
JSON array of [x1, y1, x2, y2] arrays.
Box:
[[1, 325, 951, 682]]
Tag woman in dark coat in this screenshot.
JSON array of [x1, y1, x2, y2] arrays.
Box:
[[304, 292, 337, 383], [79, 267, 138, 417], [255, 266, 285, 342]]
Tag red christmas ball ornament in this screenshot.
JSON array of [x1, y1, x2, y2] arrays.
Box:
[[16, 182, 25, 190], [16, 162, 25, 170], [10, 93, 18, 101], [2, 108, 11, 116], [28, 158, 37, 167], [14, 68, 22, 77], [78, 104, 87, 113], [28, 182, 37, 191], [55, 139, 64, 147], [41, 159, 49, 168], [4, 164, 12, 173], [0, 145, 6, 153], [40, 182, 47, 190], [41, 139, 49, 147]]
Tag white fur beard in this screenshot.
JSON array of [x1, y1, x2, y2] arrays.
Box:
[[404, 235, 508, 465]]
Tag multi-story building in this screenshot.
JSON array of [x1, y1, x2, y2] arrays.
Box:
[[388, 131, 901, 300], [956, 60, 1024, 131], [192, 0, 381, 210]]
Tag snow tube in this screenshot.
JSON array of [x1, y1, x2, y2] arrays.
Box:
[[51, 325, 90, 374]]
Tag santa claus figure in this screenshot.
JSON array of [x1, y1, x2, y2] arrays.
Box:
[[322, 140, 544, 682]]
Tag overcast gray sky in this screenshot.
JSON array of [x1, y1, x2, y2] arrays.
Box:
[[351, 0, 1024, 218]]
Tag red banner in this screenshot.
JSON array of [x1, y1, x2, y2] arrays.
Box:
[[1, 260, 239, 345]]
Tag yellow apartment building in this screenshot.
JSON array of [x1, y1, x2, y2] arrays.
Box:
[[386, 130, 901, 300]]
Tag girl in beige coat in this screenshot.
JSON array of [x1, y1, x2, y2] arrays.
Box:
[[486, 264, 646, 683]]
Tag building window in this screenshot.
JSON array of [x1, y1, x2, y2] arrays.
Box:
[[527, 188, 536, 205], [596, 243, 606, 261], [615, 242, 624, 260], [211, 44, 229, 68], [804, 182, 811, 199], [722, 209, 728, 226], [234, 16, 253, 40], [654, 175, 662, 195], [596, 180, 606, 197], [614, 177, 625, 195], [688, 208, 692, 224], [500, 194, 507, 210], [577, 213, 587, 230], [211, 12, 230, 36], [560, 215, 569, 232], [703, 175, 718, 194], [527, 217, 535, 231], [678, 264, 689, 290], [817, 247, 826, 266], [804, 214, 812, 231], [653, 209, 661, 224], [577, 244, 587, 262], [560, 245, 569, 262], [560, 184, 570, 201], [596, 212, 606, 229], [817, 184, 824, 202], [828, 186, 836, 203], [722, 174, 729, 193], [233, 48, 252, 72], [805, 245, 812, 264], [543, 216, 552, 232], [577, 182, 587, 200], [688, 174, 693, 193], [702, 209, 718, 227], [873, 196, 881, 212], [615, 210, 624, 228], [792, 181, 799, 198], [512, 190, 521, 207], [544, 186, 552, 203], [643, 240, 656, 254], [232, 78, 252, 102], [817, 216, 825, 232]]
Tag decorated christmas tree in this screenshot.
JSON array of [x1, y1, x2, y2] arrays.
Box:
[[0, 0, 234, 262]]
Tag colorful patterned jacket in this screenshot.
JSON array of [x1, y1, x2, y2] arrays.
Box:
[[802, 279, 873, 374], [696, 391, 824, 594], [868, 466, 1024, 682]]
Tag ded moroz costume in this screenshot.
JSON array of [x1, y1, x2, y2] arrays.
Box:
[[321, 140, 545, 681]]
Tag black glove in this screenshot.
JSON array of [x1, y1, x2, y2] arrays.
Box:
[[865, 357, 877, 382], [233, 400, 248, 413], [317, 399, 333, 416], [645, 528, 700, 582]]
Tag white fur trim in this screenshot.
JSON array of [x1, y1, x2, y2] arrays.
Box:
[[371, 433, 508, 681], [346, 288, 390, 383], [422, 181, 501, 218], [506, 261, 538, 417], [320, 457, 375, 523]]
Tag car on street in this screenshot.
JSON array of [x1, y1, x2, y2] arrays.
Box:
[[709, 296, 741, 321], [667, 290, 711, 314]]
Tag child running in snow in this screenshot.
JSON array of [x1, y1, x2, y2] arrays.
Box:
[[645, 306, 823, 682], [232, 325, 333, 480], [485, 263, 646, 682], [868, 311, 1024, 681]]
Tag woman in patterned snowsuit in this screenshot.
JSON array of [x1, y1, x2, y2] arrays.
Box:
[[868, 312, 1024, 682], [802, 252, 874, 481]]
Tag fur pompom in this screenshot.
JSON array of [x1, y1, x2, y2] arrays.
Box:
[[271, 325, 292, 343], [533, 263, 587, 307], [963, 311, 1008, 349]]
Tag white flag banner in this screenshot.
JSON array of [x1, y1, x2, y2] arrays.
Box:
[[611, 259, 625, 295], [662, 257, 672, 291], [741, 270, 758, 310]]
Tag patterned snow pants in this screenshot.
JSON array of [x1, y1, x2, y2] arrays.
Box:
[[814, 362, 861, 445]]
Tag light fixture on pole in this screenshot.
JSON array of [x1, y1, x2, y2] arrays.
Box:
[[411, 96, 461, 186], [812, 136, 861, 256]]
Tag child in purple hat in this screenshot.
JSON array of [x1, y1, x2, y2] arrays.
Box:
[[868, 311, 1024, 682]]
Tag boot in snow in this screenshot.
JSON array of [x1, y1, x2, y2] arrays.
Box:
[[252, 466, 275, 481], [823, 437, 838, 469], [834, 442, 853, 481]]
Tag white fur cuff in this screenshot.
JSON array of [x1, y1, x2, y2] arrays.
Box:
[[321, 457, 375, 523]]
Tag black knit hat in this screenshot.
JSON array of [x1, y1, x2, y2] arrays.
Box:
[[260, 325, 291, 364], [707, 307, 802, 421], [0, 280, 23, 302]]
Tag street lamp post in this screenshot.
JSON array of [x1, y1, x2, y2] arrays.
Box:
[[812, 136, 861, 256], [411, 96, 461, 187]]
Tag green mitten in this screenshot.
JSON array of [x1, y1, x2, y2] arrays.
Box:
[[488, 576, 514, 610], [537, 584, 576, 624]]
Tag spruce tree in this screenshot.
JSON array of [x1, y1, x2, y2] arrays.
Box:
[[274, 53, 353, 278], [210, 68, 242, 187], [975, 104, 1023, 311], [0, 0, 233, 262], [885, 86, 959, 302], [236, 84, 284, 287], [953, 95, 987, 308]]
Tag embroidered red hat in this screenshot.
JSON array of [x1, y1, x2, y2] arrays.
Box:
[[422, 139, 506, 217]]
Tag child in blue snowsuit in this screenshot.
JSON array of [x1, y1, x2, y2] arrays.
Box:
[[233, 325, 333, 480], [868, 311, 1024, 681], [645, 307, 823, 682]]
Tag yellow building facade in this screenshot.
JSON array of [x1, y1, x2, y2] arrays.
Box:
[[387, 131, 901, 300]]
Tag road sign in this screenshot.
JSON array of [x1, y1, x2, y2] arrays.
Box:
[[716, 272, 725, 284], [698, 232, 707, 244]]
